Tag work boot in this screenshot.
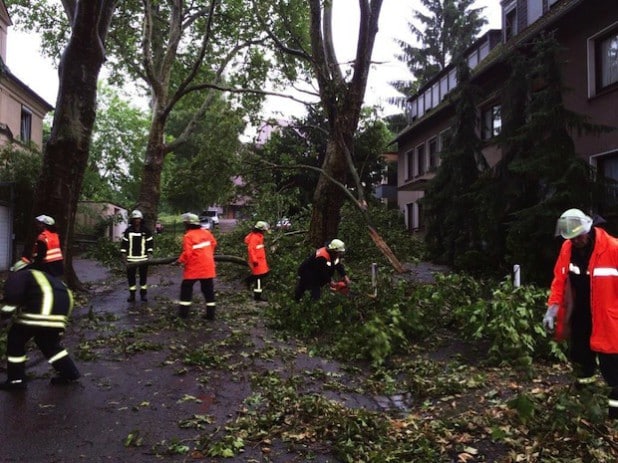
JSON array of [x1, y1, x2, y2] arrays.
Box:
[[574, 375, 596, 391], [50, 376, 80, 386], [0, 379, 27, 391], [127, 291, 136, 302], [205, 306, 216, 321], [609, 389, 618, 420], [140, 289, 148, 302]]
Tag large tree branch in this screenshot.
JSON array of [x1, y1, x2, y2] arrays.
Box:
[[141, 0, 160, 95], [252, 157, 404, 273], [251, 0, 311, 61], [173, 0, 218, 99], [322, 0, 343, 83]]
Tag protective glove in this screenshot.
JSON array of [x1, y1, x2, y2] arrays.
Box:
[[543, 304, 559, 331]]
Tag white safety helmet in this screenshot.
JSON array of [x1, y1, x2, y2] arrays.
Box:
[[130, 210, 143, 220], [327, 239, 346, 253], [181, 212, 200, 225], [35, 214, 55, 226], [254, 221, 270, 231], [10, 258, 30, 272], [555, 208, 593, 239]]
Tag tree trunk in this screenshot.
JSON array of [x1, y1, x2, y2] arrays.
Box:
[[137, 112, 167, 230], [28, 1, 116, 290], [309, 135, 348, 246]]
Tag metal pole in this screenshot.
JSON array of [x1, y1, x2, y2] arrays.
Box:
[[513, 264, 521, 287], [371, 262, 378, 297]]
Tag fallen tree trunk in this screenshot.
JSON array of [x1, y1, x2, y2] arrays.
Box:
[[126, 255, 248, 268]]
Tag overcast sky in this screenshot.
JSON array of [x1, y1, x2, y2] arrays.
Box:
[[5, 0, 501, 116]]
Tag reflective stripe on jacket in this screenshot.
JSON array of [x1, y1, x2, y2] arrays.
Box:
[[179, 228, 217, 279], [244, 231, 269, 275], [548, 227, 618, 353], [121, 226, 154, 262], [2, 269, 74, 329]]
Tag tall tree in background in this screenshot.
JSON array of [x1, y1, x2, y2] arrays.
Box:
[[7, 0, 116, 289], [163, 94, 245, 212], [422, 61, 487, 269], [81, 85, 150, 206], [500, 35, 605, 285], [256, 0, 385, 248], [392, 0, 486, 100]]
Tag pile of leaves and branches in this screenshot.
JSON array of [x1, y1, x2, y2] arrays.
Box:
[[73, 204, 618, 461]]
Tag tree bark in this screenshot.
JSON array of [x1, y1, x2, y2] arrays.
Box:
[[306, 0, 383, 247], [28, 0, 116, 290]]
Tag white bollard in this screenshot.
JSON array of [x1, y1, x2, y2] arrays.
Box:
[[371, 263, 378, 297], [513, 264, 521, 288]]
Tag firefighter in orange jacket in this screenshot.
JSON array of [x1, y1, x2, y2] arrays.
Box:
[[27, 215, 64, 278], [545, 208, 618, 419], [176, 213, 217, 320], [0, 259, 80, 391], [244, 221, 270, 302], [294, 239, 350, 302]]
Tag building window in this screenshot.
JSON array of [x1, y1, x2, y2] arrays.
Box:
[[596, 31, 618, 91], [20, 107, 32, 143], [406, 202, 423, 231], [428, 137, 438, 171], [407, 98, 418, 122], [504, 6, 517, 41], [439, 76, 449, 100], [416, 144, 426, 176], [406, 149, 414, 180], [481, 105, 502, 140]]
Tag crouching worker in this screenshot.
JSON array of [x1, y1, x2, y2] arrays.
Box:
[[0, 260, 80, 391], [294, 239, 351, 302]]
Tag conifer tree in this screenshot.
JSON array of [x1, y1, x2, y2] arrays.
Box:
[[392, 0, 486, 100], [502, 34, 602, 285], [423, 61, 487, 269]]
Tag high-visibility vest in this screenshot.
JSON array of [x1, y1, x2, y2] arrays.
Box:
[[35, 230, 63, 263], [244, 231, 269, 275], [179, 228, 217, 279], [548, 227, 618, 352], [121, 226, 154, 262]]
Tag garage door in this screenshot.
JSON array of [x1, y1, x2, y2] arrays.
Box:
[[0, 205, 10, 271]]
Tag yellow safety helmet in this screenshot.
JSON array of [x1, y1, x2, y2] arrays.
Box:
[[35, 215, 55, 226], [555, 208, 593, 239], [327, 239, 346, 252], [181, 212, 200, 225], [254, 221, 270, 231]]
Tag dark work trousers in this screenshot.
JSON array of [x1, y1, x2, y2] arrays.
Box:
[[568, 304, 596, 378], [6, 324, 80, 382], [294, 278, 323, 302], [599, 353, 618, 418], [126, 264, 148, 291], [180, 278, 215, 307]]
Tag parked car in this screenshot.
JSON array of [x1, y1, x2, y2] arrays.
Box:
[[200, 217, 214, 230], [199, 210, 219, 227], [276, 217, 292, 230]]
